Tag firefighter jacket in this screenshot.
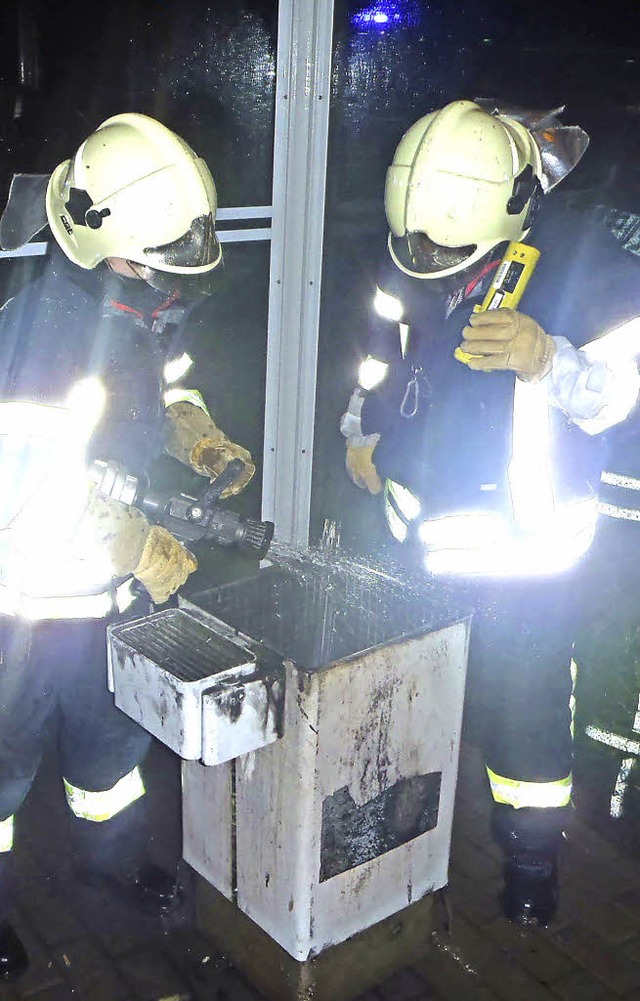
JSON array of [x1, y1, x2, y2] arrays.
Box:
[[351, 201, 640, 576], [0, 245, 201, 616]]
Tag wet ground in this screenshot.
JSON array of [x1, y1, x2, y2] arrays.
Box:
[[6, 488, 635, 976], [0, 531, 634, 999], [1, 691, 640, 1000]]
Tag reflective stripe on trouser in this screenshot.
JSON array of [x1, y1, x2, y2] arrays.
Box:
[[486, 767, 572, 808], [64, 766, 145, 822], [0, 816, 14, 853], [485, 655, 577, 809]]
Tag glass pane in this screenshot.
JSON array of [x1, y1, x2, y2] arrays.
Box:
[[0, 0, 276, 553], [312, 0, 640, 556]]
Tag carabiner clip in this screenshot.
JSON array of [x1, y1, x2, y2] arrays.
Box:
[[400, 365, 427, 419]]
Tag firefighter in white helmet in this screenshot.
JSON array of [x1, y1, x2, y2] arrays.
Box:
[[46, 112, 222, 295], [341, 99, 640, 926], [0, 113, 255, 979]]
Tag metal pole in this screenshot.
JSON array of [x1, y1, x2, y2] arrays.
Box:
[[261, 0, 335, 547]]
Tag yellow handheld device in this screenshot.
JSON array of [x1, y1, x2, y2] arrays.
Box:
[[454, 241, 540, 364]]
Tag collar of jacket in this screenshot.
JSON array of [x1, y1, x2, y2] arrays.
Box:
[[47, 243, 195, 329], [445, 257, 501, 319]]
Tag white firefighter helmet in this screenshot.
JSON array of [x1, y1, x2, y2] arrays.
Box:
[[45, 113, 221, 295], [384, 100, 544, 280]]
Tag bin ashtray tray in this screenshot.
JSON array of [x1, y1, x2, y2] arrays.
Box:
[[108, 608, 284, 764]]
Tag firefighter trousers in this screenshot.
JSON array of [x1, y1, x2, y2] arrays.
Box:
[[0, 612, 152, 836], [460, 571, 579, 848]]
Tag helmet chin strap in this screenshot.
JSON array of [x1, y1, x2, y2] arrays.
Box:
[[429, 246, 504, 300], [106, 258, 144, 279]]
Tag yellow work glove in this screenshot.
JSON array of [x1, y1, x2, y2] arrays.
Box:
[[132, 525, 198, 605], [346, 443, 383, 495], [81, 488, 198, 604], [458, 309, 556, 382], [190, 437, 256, 499]]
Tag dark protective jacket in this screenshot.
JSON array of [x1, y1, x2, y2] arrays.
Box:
[[0, 244, 197, 477], [360, 200, 640, 524]]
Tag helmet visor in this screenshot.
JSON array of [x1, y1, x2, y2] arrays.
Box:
[[391, 232, 476, 276], [130, 260, 222, 299], [143, 213, 221, 270]]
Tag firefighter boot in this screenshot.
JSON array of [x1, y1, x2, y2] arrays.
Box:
[[71, 798, 181, 914], [493, 804, 565, 928], [0, 854, 28, 980]]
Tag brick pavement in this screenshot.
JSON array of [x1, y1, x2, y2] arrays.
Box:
[[0, 737, 639, 1000]]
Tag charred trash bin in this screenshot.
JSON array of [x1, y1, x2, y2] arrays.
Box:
[[107, 548, 470, 979]]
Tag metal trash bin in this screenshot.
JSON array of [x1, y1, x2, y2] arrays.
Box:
[[175, 552, 471, 961]]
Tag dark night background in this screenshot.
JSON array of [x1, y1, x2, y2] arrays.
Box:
[[2, 0, 640, 855]]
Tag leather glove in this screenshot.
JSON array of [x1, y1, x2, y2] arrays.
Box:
[[132, 525, 198, 605], [81, 489, 198, 604], [346, 443, 383, 494], [190, 437, 256, 499], [458, 309, 556, 382]]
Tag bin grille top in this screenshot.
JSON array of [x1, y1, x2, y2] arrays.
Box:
[[112, 609, 254, 682], [185, 545, 471, 670]]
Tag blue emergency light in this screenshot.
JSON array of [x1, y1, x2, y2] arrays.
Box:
[[351, 1, 420, 31]]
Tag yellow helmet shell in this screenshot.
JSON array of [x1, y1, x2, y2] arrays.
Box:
[[46, 113, 221, 274], [384, 100, 543, 279]]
